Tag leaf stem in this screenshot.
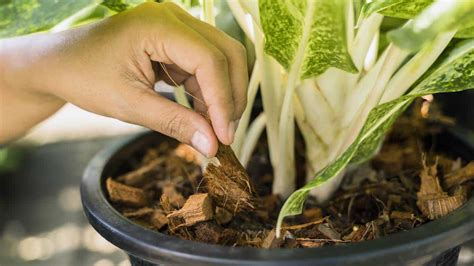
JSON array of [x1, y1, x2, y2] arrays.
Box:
[[232, 60, 261, 156], [239, 113, 266, 167]]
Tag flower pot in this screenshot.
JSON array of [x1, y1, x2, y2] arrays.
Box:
[[81, 128, 474, 266]]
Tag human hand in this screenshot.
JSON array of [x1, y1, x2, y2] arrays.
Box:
[[0, 2, 248, 157]]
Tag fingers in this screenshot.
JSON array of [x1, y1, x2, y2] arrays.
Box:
[[169, 7, 249, 118], [183, 76, 207, 114], [121, 88, 218, 157], [141, 2, 247, 145]]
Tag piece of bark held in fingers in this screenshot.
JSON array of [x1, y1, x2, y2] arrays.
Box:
[[416, 160, 466, 220], [204, 142, 256, 214], [117, 158, 164, 186], [167, 193, 214, 226], [444, 161, 474, 189], [106, 178, 148, 207]]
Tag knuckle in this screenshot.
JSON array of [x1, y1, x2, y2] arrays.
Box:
[[135, 2, 175, 20], [208, 50, 228, 68], [135, 2, 160, 14], [233, 41, 247, 58], [159, 1, 180, 10], [162, 112, 185, 140]]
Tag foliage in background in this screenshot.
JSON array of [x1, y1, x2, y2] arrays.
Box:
[[0, 0, 151, 38], [0, 148, 24, 173]]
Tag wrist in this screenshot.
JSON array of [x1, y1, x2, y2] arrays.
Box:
[[0, 31, 72, 97]]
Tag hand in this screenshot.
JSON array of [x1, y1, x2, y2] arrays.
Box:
[[0, 2, 248, 157]]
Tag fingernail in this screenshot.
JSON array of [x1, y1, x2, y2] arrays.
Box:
[[191, 131, 211, 156], [227, 120, 238, 143]]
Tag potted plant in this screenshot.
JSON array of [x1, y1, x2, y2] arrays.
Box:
[[3, 0, 473, 265]]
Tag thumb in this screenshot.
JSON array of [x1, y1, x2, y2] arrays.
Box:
[[121, 89, 218, 157]]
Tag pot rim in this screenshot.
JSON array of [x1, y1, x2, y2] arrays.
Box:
[[81, 130, 474, 265]]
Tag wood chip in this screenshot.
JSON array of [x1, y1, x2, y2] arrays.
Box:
[[387, 194, 402, 208], [281, 217, 326, 231], [106, 178, 147, 207], [317, 223, 341, 240], [298, 240, 325, 248], [296, 238, 348, 247], [422, 196, 465, 220], [417, 160, 466, 220], [123, 207, 154, 218], [444, 161, 474, 189], [162, 184, 186, 208], [150, 210, 168, 230], [167, 193, 214, 226], [303, 208, 323, 221], [117, 158, 164, 186], [141, 148, 160, 165], [390, 211, 415, 220], [174, 144, 201, 165], [160, 192, 172, 213], [262, 229, 284, 249]]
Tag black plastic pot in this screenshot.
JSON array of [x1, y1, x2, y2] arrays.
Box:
[[81, 128, 474, 266]]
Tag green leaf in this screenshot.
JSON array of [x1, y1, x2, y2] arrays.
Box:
[[455, 18, 474, 38], [259, 0, 357, 79], [360, 0, 433, 20], [277, 38, 474, 235], [388, 0, 474, 51], [0, 0, 100, 38], [359, 0, 474, 39], [101, 0, 146, 12]]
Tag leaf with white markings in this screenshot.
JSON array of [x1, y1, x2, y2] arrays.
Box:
[[0, 0, 148, 38], [259, 0, 357, 79], [0, 0, 100, 38], [360, 0, 433, 20], [387, 0, 474, 51]]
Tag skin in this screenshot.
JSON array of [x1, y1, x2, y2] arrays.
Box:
[[0, 2, 248, 157]]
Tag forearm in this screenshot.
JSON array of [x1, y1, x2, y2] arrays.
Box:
[[0, 35, 66, 143]]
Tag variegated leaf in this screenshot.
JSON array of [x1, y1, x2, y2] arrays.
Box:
[[360, 0, 433, 19], [0, 0, 100, 38], [388, 0, 474, 51], [259, 0, 357, 79]]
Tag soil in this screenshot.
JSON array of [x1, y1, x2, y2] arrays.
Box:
[[106, 102, 474, 248]]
